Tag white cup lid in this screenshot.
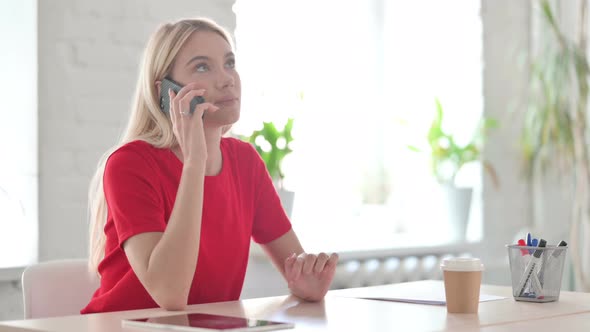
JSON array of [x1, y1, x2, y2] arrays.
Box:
[[440, 257, 484, 272]]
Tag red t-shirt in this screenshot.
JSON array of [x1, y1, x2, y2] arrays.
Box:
[[81, 137, 291, 314]]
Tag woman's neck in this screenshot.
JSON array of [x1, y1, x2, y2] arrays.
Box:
[[203, 130, 223, 176], [172, 129, 223, 176]]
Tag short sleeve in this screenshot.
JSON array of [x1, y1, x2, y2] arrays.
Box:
[[103, 144, 167, 248], [249, 145, 292, 244]]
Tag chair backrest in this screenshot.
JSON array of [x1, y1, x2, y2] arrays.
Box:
[[21, 259, 100, 319]]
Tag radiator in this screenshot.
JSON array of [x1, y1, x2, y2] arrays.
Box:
[[242, 242, 478, 298], [331, 243, 476, 289]]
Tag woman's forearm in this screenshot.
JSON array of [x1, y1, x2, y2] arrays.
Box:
[[261, 230, 305, 279], [144, 164, 205, 309]]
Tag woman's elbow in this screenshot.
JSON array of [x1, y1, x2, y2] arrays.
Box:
[[159, 299, 187, 311], [148, 282, 189, 311], [154, 291, 188, 311]]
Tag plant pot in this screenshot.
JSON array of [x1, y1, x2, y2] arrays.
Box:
[[441, 184, 473, 242]]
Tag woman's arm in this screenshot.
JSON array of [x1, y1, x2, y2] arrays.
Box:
[[260, 229, 304, 278], [123, 163, 205, 311], [122, 86, 217, 311], [261, 229, 339, 301]]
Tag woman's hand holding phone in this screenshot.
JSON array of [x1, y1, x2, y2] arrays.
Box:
[[168, 82, 219, 168]]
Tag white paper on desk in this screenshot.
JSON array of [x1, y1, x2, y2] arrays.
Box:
[[333, 281, 506, 305]]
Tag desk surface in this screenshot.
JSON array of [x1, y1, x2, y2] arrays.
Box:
[[1, 280, 590, 332]]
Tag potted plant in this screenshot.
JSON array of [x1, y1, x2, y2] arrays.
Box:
[[241, 118, 295, 217], [521, 0, 590, 291], [412, 99, 498, 241]]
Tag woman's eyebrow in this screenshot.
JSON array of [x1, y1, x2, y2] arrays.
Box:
[[186, 52, 234, 67], [186, 55, 208, 67]]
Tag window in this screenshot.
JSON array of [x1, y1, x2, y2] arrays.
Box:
[[233, 0, 483, 252], [0, 0, 38, 269]]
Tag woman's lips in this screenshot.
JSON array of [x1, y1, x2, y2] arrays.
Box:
[[215, 98, 238, 106]]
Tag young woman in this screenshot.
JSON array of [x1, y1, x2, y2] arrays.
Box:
[[81, 18, 338, 314]]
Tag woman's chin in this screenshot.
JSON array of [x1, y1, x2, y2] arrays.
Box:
[[206, 110, 240, 127]]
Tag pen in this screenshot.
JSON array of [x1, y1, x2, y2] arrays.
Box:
[[517, 239, 546, 298], [538, 240, 567, 288]]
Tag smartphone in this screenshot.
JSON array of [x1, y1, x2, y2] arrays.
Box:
[[159, 77, 205, 115]]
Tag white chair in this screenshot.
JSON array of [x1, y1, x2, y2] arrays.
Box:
[[21, 259, 100, 319]]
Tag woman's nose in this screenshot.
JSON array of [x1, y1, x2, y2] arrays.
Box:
[[217, 69, 235, 89]]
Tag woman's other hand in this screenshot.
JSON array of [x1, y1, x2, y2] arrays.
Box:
[[284, 252, 339, 302]]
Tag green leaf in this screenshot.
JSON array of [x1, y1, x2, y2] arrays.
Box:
[[407, 145, 422, 152], [421, 98, 496, 184], [240, 118, 296, 181], [521, 0, 589, 181]]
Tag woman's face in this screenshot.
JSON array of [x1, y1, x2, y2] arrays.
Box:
[[169, 30, 241, 126]]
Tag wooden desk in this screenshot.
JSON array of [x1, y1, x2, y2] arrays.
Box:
[[480, 311, 590, 331], [1, 280, 589, 332]]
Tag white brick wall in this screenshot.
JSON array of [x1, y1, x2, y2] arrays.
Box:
[[37, 0, 235, 260], [0, 0, 235, 320]]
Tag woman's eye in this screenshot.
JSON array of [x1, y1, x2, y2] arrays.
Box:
[[195, 63, 209, 72], [226, 59, 236, 69]]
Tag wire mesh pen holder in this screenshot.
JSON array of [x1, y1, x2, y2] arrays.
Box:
[[507, 244, 568, 302]]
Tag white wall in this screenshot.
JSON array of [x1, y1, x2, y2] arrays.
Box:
[[479, 0, 532, 285], [479, 0, 578, 289], [0, 0, 36, 322]]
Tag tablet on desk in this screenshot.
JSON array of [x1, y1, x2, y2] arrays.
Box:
[[121, 313, 295, 332]]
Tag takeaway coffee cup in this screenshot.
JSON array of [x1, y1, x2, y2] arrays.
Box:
[[440, 257, 484, 313]]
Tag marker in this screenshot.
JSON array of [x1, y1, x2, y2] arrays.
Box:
[[517, 239, 547, 298], [554, 240, 568, 254], [531, 238, 540, 276], [517, 239, 527, 254], [517, 239, 533, 294], [526, 233, 532, 246], [517, 239, 531, 266]]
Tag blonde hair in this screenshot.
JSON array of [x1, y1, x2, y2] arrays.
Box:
[[88, 18, 233, 272]]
